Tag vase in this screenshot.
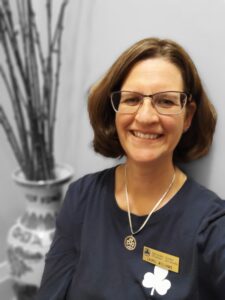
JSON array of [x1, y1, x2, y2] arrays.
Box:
[[6, 164, 74, 300]]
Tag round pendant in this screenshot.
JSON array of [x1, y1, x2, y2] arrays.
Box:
[[124, 235, 136, 251]]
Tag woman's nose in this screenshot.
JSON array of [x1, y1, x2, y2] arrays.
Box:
[[134, 98, 159, 123]]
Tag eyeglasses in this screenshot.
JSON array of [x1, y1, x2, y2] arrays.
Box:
[[110, 90, 191, 115]]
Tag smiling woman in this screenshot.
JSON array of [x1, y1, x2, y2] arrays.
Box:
[[36, 38, 225, 300], [114, 58, 196, 167]]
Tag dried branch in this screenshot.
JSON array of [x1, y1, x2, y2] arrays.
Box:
[[0, 10, 31, 168], [17, 0, 30, 84], [32, 20, 45, 74], [43, 0, 53, 159], [0, 105, 27, 175], [46, 0, 53, 98], [0, 65, 16, 105], [51, 0, 68, 49], [50, 0, 68, 136], [1, 0, 27, 87], [0, 0, 69, 180]]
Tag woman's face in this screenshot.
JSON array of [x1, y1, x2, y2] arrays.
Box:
[[115, 58, 195, 166]]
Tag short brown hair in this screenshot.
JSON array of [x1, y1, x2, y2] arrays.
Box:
[[88, 38, 217, 162]]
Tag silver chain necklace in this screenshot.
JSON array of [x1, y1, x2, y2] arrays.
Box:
[[124, 165, 176, 251]]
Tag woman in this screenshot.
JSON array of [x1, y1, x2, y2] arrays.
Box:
[[36, 38, 225, 299]]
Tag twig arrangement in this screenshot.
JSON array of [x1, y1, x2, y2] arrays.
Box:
[[0, 0, 68, 180]]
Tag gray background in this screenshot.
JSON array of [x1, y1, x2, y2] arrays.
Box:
[[0, 0, 225, 297]]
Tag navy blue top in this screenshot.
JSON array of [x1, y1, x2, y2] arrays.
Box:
[[36, 166, 225, 299]]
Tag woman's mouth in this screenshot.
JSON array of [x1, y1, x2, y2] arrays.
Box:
[[132, 131, 162, 140]]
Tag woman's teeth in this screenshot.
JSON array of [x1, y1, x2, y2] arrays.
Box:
[[133, 131, 161, 140]]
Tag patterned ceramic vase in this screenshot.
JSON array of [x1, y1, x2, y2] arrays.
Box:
[[7, 164, 73, 300]]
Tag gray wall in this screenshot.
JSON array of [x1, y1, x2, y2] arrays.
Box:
[[0, 0, 225, 296]]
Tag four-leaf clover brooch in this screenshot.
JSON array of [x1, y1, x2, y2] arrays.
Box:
[[142, 266, 171, 296]]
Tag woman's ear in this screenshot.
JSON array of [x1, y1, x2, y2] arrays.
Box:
[[183, 101, 196, 132]]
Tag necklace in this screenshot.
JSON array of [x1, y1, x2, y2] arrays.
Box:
[[124, 165, 176, 251]]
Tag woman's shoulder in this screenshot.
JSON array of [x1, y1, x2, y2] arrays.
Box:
[[66, 166, 115, 206], [68, 165, 115, 194], [186, 176, 224, 204], [183, 176, 225, 225], [58, 166, 116, 226]]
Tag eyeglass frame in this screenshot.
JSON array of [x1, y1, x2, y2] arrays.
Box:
[[110, 90, 192, 115]]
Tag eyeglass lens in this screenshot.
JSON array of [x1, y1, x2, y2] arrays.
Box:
[[111, 91, 187, 115]]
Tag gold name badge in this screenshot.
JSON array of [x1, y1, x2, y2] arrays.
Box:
[[143, 246, 180, 273]]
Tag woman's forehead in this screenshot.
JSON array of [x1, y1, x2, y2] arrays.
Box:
[[121, 58, 184, 92]]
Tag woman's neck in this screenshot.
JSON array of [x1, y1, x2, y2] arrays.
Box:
[[125, 159, 175, 192], [115, 160, 186, 216]]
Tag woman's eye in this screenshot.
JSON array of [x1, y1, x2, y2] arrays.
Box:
[[157, 98, 177, 107], [121, 97, 141, 105]]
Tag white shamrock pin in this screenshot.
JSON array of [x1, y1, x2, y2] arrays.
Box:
[[142, 266, 171, 296]]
